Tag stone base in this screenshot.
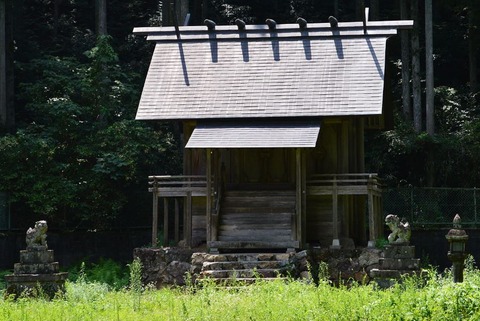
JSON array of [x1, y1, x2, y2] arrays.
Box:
[[4, 272, 68, 299], [371, 244, 421, 288], [20, 249, 54, 264]]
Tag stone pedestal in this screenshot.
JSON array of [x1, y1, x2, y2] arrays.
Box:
[[5, 246, 68, 299], [370, 245, 421, 288]]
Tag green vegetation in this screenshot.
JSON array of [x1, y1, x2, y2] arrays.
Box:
[[2, 263, 480, 320], [67, 259, 129, 290]]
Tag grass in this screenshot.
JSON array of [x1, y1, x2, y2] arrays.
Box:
[[2, 260, 480, 320]]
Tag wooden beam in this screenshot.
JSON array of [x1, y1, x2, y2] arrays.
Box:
[[152, 191, 158, 246]]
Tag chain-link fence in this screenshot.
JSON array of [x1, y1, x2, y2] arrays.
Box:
[[383, 187, 480, 228], [0, 192, 9, 230]]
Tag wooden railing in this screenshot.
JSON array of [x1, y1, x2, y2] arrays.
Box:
[[306, 173, 383, 245], [148, 175, 209, 197], [307, 173, 382, 195], [148, 175, 209, 247]]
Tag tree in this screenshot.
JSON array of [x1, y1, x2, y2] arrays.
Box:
[[425, 0, 434, 135], [411, 0, 422, 133], [467, 1, 479, 92], [0, 0, 6, 128], [0, 37, 181, 228], [400, 0, 411, 120], [96, 0, 107, 35]]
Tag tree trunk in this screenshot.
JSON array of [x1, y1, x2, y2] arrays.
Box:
[[0, 0, 6, 129], [333, 0, 339, 18], [95, 0, 107, 36], [469, 3, 479, 92], [163, 0, 189, 26], [53, 0, 63, 37], [370, 0, 379, 20], [0, 0, 13, 131], [411, 0, 422, 132], [400, 0, 411, 120], [425, 0, 434, 135]]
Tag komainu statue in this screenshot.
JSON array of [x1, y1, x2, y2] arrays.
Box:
[[26, 220, 48, 249], [385, 214, 411, 245]]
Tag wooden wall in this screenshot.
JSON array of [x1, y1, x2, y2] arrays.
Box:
[[304, 117, 368, 246], [191, 197, 206, 246]]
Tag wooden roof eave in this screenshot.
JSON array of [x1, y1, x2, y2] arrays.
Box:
[[133, 20, 414, 40]]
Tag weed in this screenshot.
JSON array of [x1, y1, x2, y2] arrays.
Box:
[[2, 267, 480, 320], [128, 258, 143, 311]]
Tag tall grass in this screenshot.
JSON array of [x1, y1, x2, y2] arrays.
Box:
[[2, 261, 480, 320]]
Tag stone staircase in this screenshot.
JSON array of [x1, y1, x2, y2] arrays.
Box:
[[191, 251, 306, 284]]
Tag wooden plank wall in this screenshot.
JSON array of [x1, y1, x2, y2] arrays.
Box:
[[191, 197, 206, 246], [306, 195, 343, 246]]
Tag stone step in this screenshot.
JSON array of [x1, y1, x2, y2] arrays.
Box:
[[192, 252, 292, 264], [14, 262, 60, 274], [383, 245, 416, 259], [202, 260, 290, 271], [201, 268, 288, 279], [196, 277, 289, 286], [379, 258, 420, 270], [370, 268, 421, 279]]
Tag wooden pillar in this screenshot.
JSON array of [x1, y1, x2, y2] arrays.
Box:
[[184, 192, 192, 247], [152, 190, 159, 246], [332, 177, 339, 247], [295, 148, 301, 244], [163, 198, 169, 246], [174, 198, 180, 243], [301, 149, 307, 248], [206, 148, 212, 243], [367, 178, 376, 247]]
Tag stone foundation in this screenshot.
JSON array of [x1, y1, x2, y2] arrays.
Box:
[[5, 246, 68, 299], [133, 246, 384, 287], [133, 247, 195, 287]]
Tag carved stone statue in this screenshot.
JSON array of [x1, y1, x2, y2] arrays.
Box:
[[385, 214, 411, 245], [25, 220, 48, 249]]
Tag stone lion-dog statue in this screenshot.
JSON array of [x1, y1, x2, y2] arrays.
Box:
[[26, 220, 48, 249], [385, 214, 411, 245]]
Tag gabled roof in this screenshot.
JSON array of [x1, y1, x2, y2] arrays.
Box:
[[133, 19, 413, 121]]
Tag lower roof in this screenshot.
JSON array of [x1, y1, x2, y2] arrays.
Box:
[[185, 120, 321, 149]]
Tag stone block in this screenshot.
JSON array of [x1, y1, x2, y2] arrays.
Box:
[[383, 245, 415, 259], [20, 249, 54, 264], [379, 258, 420, 270], [4, 272, 68, 299], [14, 262, 59, 274]]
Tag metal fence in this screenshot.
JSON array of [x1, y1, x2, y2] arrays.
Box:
[[0, 192, 9, 230], [383, 187, 480, 228]]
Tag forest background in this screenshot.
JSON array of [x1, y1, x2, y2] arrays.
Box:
[[0, 0, 479, 231]]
